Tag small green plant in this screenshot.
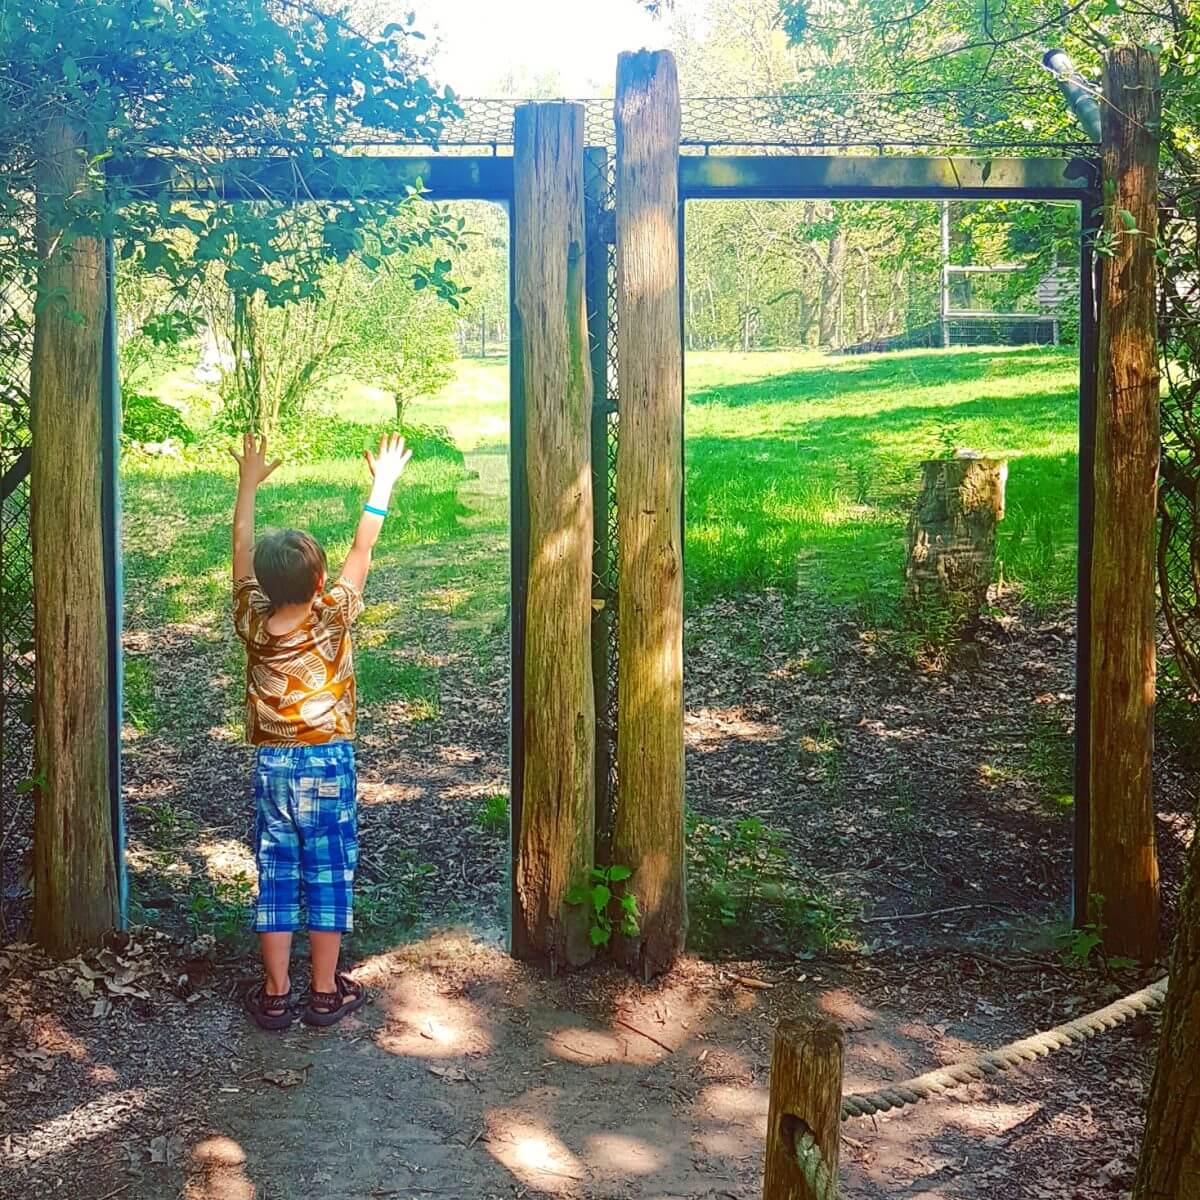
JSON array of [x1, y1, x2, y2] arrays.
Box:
[[474, 793, 509, 834], [131, 799, 198, 849], [186, 874, 255, 946], [687, 813, 852, 956], [1059, 920, 1103, 968], [351, 852, 438, 947], [566, 864, 640, 948], [1057, 893, 1114, 969]]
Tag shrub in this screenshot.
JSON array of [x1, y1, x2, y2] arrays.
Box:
[[687, 813, 853, 956], [204, 408, 462, 469], [122, 388, 194, 446]]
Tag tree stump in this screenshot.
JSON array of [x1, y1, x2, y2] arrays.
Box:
[[904, 452, 1007, 623]]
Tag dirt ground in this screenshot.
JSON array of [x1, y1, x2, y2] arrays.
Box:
[[0, 931, 1166, 1199], [1, 593, 1195, 1199]]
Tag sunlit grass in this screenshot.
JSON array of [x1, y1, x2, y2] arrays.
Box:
[[123, 347, 1077, 735], [684, 346, 1079, 616]]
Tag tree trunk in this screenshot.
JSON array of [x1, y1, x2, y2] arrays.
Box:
[[612, 49, 687, 978], [818, 226, 845, 348], [762, 1015, 844, 1200], [1132, 804, 1200, 1197], [512, 102, 595, 967], [30, 115, 118, 956], [1088, 46, 1162, 962], [905, 454, 1007, 623]]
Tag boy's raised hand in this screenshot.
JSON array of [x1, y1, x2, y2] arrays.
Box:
[[364, 432, 412, 490], [230, 432, 283, 488]]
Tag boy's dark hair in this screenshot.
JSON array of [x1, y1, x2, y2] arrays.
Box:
[[254, 528, 327, 606]]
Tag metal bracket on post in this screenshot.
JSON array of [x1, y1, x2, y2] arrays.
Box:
[[100, 238, 127, 928]]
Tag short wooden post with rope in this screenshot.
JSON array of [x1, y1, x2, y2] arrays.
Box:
[[763, 1014, 844, 1200]]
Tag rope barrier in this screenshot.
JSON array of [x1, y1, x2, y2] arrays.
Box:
[[839, 976, 1168, 1120], [792, 1128, 842, 1200], [776, 977, 1167, 1196]]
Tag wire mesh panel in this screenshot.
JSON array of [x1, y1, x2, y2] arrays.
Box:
[[1, 277, 34, 932], [310, 87, 1096, 158], [1158, 174, 1200, 692], [583, 146, 621, 854]]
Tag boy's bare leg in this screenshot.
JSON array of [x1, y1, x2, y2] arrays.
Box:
[[259, 932, 293, 996], [309, 931, 343, 996]]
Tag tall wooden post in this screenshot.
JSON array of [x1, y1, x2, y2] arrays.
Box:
[[762, 1016, 844, 1200], [612, 49, 687, 978], [30, 116, 118, 955], [511, 102, 596, 967], [1132, 817, 1200, 1197], [1088, 46, 1162, 962]]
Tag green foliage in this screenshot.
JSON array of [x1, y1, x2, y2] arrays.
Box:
[[474, 794, 509, 834], [354, 856, 438, 945], [687, 813, 852, 956], [186, 873, 254, 947], [122, 387, 194, 447], [0, 1, 464, 308], [566, 864, 640, 948], [340, 251, 460, 423]]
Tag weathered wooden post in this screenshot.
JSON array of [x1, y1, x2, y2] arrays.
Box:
[[763, 1015, 844, 1200], [511, 102, 596, 967], [1132, 816, 1200, 1198], [30, 117, 119, 955], [611, 49, 687, 978], [1088, 46, 1162, 962]]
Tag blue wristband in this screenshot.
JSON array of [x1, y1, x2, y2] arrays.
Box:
[[364, 503, 388, 518]]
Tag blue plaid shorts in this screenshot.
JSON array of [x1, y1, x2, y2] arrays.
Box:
[[253, 742, 358, 933]]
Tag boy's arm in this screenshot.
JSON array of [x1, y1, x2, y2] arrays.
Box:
[[340, 432, 412, 594], [229, 433, 282, 579]]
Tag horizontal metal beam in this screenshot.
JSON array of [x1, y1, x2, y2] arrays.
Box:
[[111, 153, 514, 203], [111, 151, 1097, 206], [680, 154, 1098, 200]]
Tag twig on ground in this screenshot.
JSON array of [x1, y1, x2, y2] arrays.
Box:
[[731, 974, 774, 990], [614, 1017, 676, 1054], [861, 903, 1003, 925]]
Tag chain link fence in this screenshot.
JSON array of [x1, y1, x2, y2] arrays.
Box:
[[1, 276, 34, 934], [1158, 173, 1200, 693], [322, 88, 1092, 157]]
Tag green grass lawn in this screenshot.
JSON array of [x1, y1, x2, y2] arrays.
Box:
[[121, 345, 1078, 735], [121, 357, 510, 740], [684, 346, 1078, 617]]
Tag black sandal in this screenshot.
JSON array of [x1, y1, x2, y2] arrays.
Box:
[[244, 982, 295, 1031], [301, 973, 367, 1027]]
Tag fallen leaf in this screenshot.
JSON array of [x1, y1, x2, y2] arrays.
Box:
[[262, 1066, 309, 1088], [428, 1066, 469, 1083], [148, 1133, 184, 1165]]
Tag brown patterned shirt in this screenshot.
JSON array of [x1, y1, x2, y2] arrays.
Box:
[[233, 576, 364, 746]]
